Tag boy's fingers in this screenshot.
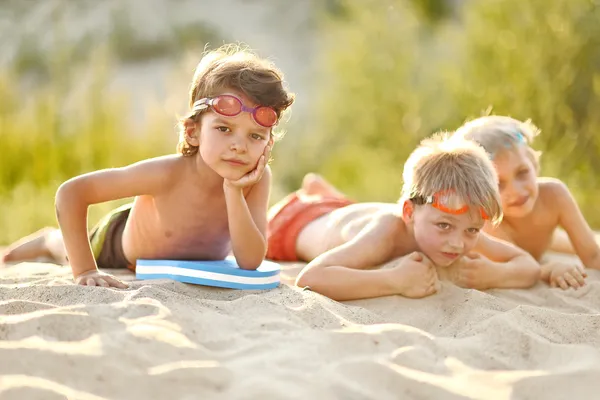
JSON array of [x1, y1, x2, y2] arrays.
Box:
[[85, 277, 97, 286], [576, 264, 588, 277], [557, 276, 569, 290], [106, 277, 129, 289], [573, 270, 586, 286], [563, 273, 579, 288], [97, 279, 110, 288]]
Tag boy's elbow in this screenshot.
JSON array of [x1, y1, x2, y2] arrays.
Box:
[[55, 180, 77, 209], [237, 256, 263, 271], [295, 264, 324, 289], [55, 179, 88, 214], [519, 256, 541, 287], [238, 241, 269, 270]]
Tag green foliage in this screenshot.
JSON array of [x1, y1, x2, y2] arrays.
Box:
[[277, 0, 600, 226], [0, 51, 174, 244], [3, 0, 600, 247]]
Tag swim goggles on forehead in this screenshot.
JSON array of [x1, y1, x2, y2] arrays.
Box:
[[192, 94, 278, 128], [410, 189, 489, 220], [490, 129, 526, 159]]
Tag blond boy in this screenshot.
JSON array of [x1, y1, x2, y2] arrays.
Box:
[[268, 134, 540, 301], [454, 115, 600, 290]]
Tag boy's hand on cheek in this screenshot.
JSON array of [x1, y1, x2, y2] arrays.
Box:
[[223, 145, 272, 190], [392, 252, 440, 298]]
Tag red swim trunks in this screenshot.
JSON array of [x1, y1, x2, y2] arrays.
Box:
[[266, 192, 354, 261]]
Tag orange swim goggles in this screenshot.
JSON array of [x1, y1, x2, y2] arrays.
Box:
[[410, 189, 489, 220]]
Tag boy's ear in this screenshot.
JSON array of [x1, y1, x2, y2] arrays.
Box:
[[184, 118, 200, 146], [402, 200, 414, 222]]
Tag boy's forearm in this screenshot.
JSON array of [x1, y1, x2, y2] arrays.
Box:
[[489, 257, 540, 288], [296, 265, 398, 301], [582, 253, 600, 270], [55, 187, 97, 277], [224, 188, 267, 270], [539, 263, 552, 282]]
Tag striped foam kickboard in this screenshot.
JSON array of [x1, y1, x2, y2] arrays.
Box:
[[135, 256, 281, 290]]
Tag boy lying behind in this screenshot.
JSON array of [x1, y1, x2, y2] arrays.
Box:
[[454, 115, 599, 289], [267, 134, 540, 301]]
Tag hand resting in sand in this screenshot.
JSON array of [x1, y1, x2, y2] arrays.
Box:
[[390, 252, 440, 298], [541, 261, 587, 290], [74, 270, 128, 289]]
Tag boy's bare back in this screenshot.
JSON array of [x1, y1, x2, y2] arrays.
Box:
[[296, 202, 409, 262]]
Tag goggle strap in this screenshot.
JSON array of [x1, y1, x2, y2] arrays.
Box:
[[192, 98, 210, 113]]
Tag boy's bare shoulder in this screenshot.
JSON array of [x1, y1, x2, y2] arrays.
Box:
[[119, 154, 188, 194], [131, 154, 186, 177], [537, 177, 571, 198], [366, 208, 406, 238]]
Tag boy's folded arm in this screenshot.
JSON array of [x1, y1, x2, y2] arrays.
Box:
[[553, 180, 600, 270], [295, 215, 399, 301], [226, 166, 271, 270], [474, 233, 540, 288], [55, 157, 178, 278]]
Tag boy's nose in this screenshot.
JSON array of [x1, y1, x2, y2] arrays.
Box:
[[448, 236, 464, 251], [230, 138, 247, 153]]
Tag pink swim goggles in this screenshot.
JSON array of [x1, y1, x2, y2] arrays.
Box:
[[192, 94, 278, 128]]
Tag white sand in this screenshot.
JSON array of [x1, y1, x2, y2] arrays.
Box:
[[1, 255, 600, 399]]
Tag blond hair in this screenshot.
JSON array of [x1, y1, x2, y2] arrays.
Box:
[[177, 44, 295, 156], [453, 115, 542, 173], [401, 133, 503, 225]]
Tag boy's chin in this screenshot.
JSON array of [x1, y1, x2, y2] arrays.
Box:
[[210, 166, 250, 181], [428, 253, 461, 268], [504, 198, 536, 218]]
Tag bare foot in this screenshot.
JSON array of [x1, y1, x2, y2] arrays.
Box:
[[301, 173, 347, 198], [2, 227, 58, 264]]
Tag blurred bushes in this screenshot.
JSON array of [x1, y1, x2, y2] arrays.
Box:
[[0, 4, 222, 245], [2, 0, 600, 246], [0, 50, 174, 244], [275, 0, 600, 226]]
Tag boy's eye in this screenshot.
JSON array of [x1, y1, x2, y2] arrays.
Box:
[[216, 126, 230, 133], [466, 227, 480, 234], [437, 222, 451, 230], [251, 133, 266, 140], [517, 168, 529, 177]]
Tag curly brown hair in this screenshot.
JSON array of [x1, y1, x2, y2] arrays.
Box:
[[177, 44, 295, 156]]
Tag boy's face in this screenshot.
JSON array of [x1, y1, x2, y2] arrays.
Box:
[[407, 202, 485, 267], [493, 147, 538, 218], [196, 91, 272, 181]]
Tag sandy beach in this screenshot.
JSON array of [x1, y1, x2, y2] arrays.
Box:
[[1, 254, 599, 400]]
